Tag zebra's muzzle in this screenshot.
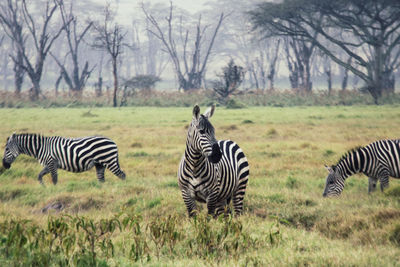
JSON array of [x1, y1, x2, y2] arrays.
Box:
[[2, 159, 11, 169], [208, 143, 222, 164]]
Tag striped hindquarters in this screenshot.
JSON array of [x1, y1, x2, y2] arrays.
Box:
[[219, 140, 249, 204], [372, 139, 400, 178]]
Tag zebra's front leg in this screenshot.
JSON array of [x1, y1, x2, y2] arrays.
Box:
[[379, 175, 389, 192], [95, 163, 106, 183], [368, 177, 378, 193], [181, 190, 197, 217], [206, 191, 220, 218], [215, 199, 230, 217], [38, 166, 50, 185]]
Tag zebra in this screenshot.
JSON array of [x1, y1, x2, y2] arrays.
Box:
[[2, 133, 126, 185], [323, 139, 400, 197], [178, 105, 250, 217]]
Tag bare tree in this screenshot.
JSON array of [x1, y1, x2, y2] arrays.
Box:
[[50, 0, 93, 96], [20, 0, 66, 100], [129, 19, 168, 78], [251, 39, 281, 90], [142, 2, 226, 91], [0, 0, 25, 95], [282, 35, 316, 93], [92, 4, 125, 107]]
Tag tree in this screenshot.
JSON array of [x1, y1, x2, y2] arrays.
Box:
[[212, 59, 244, 103], [124, 74, 161, 92], [93, 4, 125, 107], [51, 0, 93, 96], [142, 2, 226, 91], [128, 18, 168, 78], [0, 0, 25, 95], [17, 0, 65, 100], [250, 0, 400, 103]]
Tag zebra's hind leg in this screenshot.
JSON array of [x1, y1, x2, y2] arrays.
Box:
[[232, 179, 249, 215], [48, 160, 58, 185], [38, 166, 50, 185], [368, 177, 378, 193], [95, 163, 106, 183], [107, 159, 126, 180]]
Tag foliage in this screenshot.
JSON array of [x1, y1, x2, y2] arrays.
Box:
[[212, 59, 245, 104], [124, 75, 161, 92], [3, 89, 400, 108], [0, 213, 266, 265]]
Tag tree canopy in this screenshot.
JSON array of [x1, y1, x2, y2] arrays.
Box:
[[250, 0, 400, 103]]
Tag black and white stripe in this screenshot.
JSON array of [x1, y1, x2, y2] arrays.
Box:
[[178, 105, 250, 217], [323, 139, 400, 197], [2, 133, 125, 184]]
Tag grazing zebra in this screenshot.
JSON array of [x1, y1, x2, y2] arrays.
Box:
[[323, 139, 400, 197], [178, 105, 250, 217], [2, 133, 126, 185]]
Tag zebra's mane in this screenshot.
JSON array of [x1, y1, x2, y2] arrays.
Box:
[[199, 115, 215, 134], [334, 146, 363, 167], [16, 133, 42, 138], [10, 133, 43, 142]]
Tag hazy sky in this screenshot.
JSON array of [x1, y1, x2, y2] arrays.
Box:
[[94, 0, 211, 24]]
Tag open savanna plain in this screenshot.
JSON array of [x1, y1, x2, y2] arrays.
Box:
[[0, 106, 400, 266]]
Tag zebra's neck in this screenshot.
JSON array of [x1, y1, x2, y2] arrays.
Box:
[[184, 142, 207, 170], [336, 148, 367, 179], [15, 134, 44, 159]]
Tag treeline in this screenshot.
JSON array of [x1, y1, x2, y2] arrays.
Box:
[[0, 0, 399, 106], [1, 89, 399, 109]]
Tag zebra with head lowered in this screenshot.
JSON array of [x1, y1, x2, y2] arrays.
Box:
[[178, 105, 250, 217], [2, 133, 126, 185], [323, 139, 400, 197]]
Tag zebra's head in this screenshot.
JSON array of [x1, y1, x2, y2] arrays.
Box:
[[187, 104, 222, 164], [3, 134, 19, 169], [322, 165, 345, 197]]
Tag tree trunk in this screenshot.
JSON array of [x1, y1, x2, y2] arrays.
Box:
[[325, 65, 332, 95], [112, 58, 118, 107], [341, 69, 349, 91], [29, 78, 41, 101], [95, 77, 103, 97], [267, 67, 275, 91], [382, 70, 395, 95], [13, 51, 24, 96]]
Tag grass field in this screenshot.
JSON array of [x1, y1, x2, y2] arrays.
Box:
[[0, 106, 400, 266]]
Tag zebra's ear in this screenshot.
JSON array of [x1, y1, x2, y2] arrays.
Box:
[[324, 165, 334, 173], [193, 105, 200, 120], [203, 104, 215, 119]]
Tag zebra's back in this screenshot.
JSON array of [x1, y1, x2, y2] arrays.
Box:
[[49, 136, 119, 173]]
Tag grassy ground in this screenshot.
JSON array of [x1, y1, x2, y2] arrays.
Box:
[[0, 106, 400, 266]]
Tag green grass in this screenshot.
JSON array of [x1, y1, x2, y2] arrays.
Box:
[[0, 106, 400, 266]]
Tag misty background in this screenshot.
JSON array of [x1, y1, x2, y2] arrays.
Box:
[[0, 0, 399, 106]]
